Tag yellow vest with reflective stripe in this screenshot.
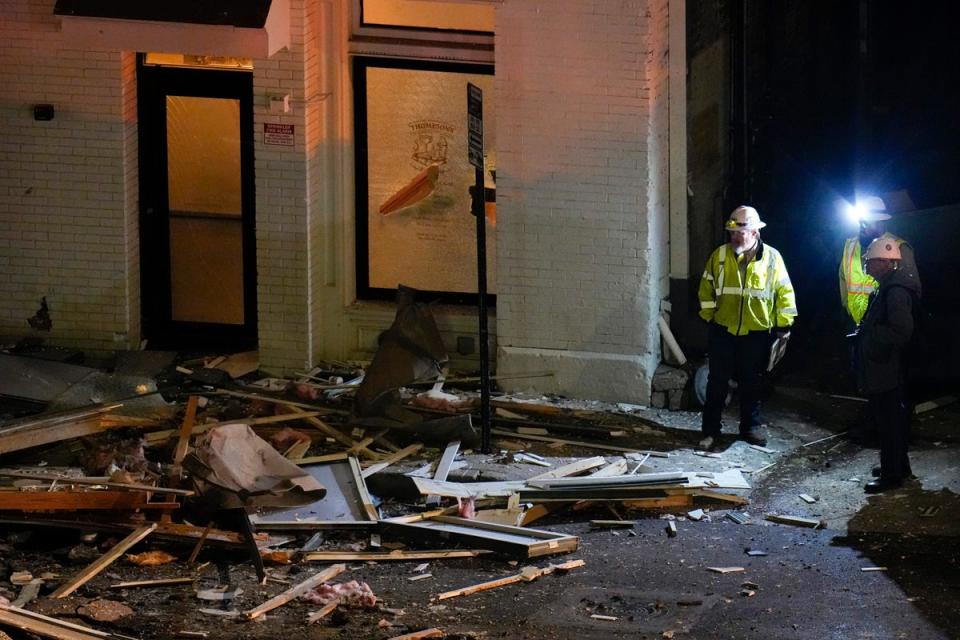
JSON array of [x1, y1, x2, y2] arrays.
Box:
[[839, 234, 907, 325], [698, 242, 797, 336]]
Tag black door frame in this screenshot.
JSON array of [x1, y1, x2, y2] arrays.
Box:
[[137, 57, 257, 351]]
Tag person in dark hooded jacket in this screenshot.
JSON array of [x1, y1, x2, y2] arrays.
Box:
[[856, 237, 919, 493]]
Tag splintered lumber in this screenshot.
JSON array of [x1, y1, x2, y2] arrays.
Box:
[[0, 405, 124, 454], [282, 405, 379, 459], [244, 564, 346, 620], [436, 558, 584, 600], [361, 443, 424, 478], [387, 629, 444, 640], [765, 514, 824, 529], [528, 456, 606, 481], [0, 471, 193, 496], [0, 490, 149, 512], [304, 549, 487, 562], [172, 395, 199, 465], [110, 577, 195, 589], [307, 602, 338, 624], [490, 429, 643, 454], [622, 496, 693, 510], [0, 604, 109, 639], [914, 394, 957, 414], [52, 523, 158, 598], [589, 459, 630, 477]]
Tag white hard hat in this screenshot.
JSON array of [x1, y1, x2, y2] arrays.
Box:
[[725, 205, 766, 231], [863, 237, 901, 261], [857, 195, 891, 222]]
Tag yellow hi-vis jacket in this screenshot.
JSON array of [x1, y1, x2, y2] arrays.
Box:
[[698, 241, 797, 336], [839, 233, 916, 325]]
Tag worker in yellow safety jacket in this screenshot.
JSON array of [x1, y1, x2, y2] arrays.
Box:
[[839, 195, 920, 444], [697, 206, 798, 451], [839, 196, 921, 327]]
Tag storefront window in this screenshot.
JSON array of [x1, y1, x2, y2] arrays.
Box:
[[354, 57, 495, 303]]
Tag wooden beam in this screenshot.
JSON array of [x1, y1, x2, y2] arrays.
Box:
[[436, 559, 584, 601], [387, 629, 444, 640], [306, 602, 337, 624], [172, 395, 199, 465], [0, 472, 193, 496], [244, 564, 346, 620], [361, 443, 424, 478], [0, 604, 109, 639], [490, 429, 644, 454], [282, 405, 379, 459], [304, 550, 487, 562], [52, 523, 158, 598], [109, 577, 195, 589], [528, 456, 606, 481], [0, 490, 149, 512], [621, 495, 693, 509]]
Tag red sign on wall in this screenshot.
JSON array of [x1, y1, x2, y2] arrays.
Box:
[[263, 123, 295, 146]]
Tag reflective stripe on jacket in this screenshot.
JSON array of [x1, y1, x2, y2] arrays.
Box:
[[839, 237, 877, 325], [698, 241, 797, 336]]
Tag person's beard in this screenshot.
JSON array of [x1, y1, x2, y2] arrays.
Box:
[[732, 233, 758, 255]]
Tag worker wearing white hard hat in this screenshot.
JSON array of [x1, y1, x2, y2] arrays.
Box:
[[856, 236, 920, 493], [697, 205, 797, 451], [839, 195, 920, 327]]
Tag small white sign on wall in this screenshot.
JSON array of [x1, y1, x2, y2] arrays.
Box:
[[263, 122, 295, 146]]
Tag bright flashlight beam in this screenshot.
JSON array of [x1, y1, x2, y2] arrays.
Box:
[[844, 202, 867, 224]]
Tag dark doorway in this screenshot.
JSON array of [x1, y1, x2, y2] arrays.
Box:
[[137, 58, 257, 351]]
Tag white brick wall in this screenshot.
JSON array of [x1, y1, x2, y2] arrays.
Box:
[[495, 0, 671, 402], [0, 0, 138, 354]]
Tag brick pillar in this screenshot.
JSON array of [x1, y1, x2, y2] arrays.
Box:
[[495, 0, 671, 403]]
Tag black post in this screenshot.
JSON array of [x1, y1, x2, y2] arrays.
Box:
[[473, 165, 491, 454], [467, 83, 491, 453]]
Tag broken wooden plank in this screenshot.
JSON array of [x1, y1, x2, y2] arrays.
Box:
[[765, 514, 824, 529], [387, 629, 444, 640], [706, 566, 745, 574], [109, 577, 195, 589], [52, 523, 158, 598], [490, 428, 643, 454], [361, 443, 424, 478], [0, 409, 126, 455], [172, 395, 199, 466], [307, 602, 337, 624], [244, 564, 346, 620], [282, 405, 379, 459], [0, 471, 193, 496], [436, 559, 584, 600], [799, 493, 817, 504], [589, 459, 630, 478], [0, 604, 108, 639], [665, 520, 677, 537], [426, 440, 461, 507], [914, 394, 957, 414], [622, 495, 693, 510], [0, 490, 151, 512], [304, 550, 488, 562], [528, 456, 606, 481]]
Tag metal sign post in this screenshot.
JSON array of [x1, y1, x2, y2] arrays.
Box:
[[467, 82, 491, 454]]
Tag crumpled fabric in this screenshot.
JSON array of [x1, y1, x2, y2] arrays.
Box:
[[301, 580, 377, 608], [185, 423, 326, 508]]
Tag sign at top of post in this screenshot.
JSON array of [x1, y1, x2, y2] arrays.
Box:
[[467, 83, 483, 170]]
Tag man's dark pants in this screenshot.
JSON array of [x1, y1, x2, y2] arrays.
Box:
[[702, 323, 770, 436], [868, 386, 912, 482]]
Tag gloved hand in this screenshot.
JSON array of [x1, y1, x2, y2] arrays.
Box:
[[773, 327, 791, 340]]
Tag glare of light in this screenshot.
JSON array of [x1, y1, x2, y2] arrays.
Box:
[[844, 202, 867, 224]]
